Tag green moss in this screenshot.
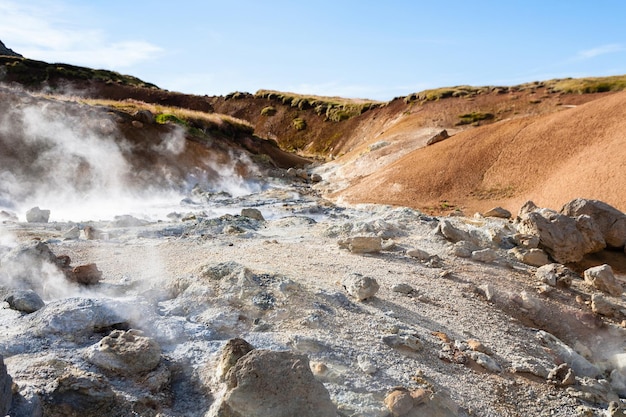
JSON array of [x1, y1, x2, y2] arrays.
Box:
[[155, 113, 188, 126], [456, 112, 494, 126]]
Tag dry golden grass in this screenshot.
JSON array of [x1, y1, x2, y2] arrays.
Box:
[[58, 97, 255, 134]]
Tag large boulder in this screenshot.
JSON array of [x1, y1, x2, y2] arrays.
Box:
[[0, 356, 12, 417], [516, 201, 605, 263], [25, 207, 50, 223], [85, 329, 161, 375], [210, 349, 337, 417], [561, 198, 626, 248]]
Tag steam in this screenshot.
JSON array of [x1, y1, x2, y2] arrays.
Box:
[[0, 86, 264, 221]]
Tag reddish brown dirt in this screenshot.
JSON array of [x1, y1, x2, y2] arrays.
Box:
[[334, 91, 626, 215]]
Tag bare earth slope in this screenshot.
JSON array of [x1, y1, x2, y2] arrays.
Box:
[[334, 91, 626, 214]]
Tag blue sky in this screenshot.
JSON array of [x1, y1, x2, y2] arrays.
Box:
[[1, 0, 625, 101]]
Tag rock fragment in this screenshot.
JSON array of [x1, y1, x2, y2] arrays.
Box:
[[426, 129, 449, 146], [512, 233, 540, 249], [535, 330, 599, 378], [338, 236, 382, 253], [5, 290, 45, 313], [382, 333, 422, 352], [547, 363, 576, 387], [391, 283, 415, 295], [48, 366, 116, 416], [469, 351, 502, 373], [452, 240, 478, 258], [509, 247, 550, 266], [63, 226, 81, 240], [342, 273, 379, 301], [407, 248, 430, 260], [86, 329, 161, 375], [310, 173, 322, 183], [66, 263, 103, 285], [591, 293, 622, 318], [439, 220, 472, 243], [211, 349, 336, 417], [535, 263, 577, 288], [584, 264, 623, 296], [357, 354, 377, 374], [215, 338, 255, 382], [471, 248, 497, 263], [483, 206, 511, 219], [240, 208, 265, 221], [384, 388, 414, 416]]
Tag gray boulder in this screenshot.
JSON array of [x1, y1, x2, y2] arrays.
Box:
[[5, 290, 45, 313], [561, 198, 626, 248], [210, 349, 337, 417], [0, 356, 12, 417], [240, 208, 265, 221], [25, 207, 50, 223]]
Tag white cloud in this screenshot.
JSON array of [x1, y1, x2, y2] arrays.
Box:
[[577, 44, 623, 60], [0, 0, 162, 69]]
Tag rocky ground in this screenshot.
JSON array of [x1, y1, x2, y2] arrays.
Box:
[[0, 172, 625, 417]]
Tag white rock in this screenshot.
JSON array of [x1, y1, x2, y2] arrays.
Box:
[[471, 248, 497, 263], [584, 264, 623, 296], [407, 248, 430, 260], [342, 273, 379, 301], [357, 354, 378, 375]]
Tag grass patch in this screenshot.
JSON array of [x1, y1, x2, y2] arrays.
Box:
[[405, 86, 493, 103], [470, 186, 516, 200], [547, 75, 626, 94], [292, 117, 307, 131], [70, 98, 254, 136], [256, 90, 384, 122], [260, 106, 277, 116], [155, 113, 187, 126], [456, 112, 494, 126]]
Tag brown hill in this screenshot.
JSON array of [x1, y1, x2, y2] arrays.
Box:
[[3, 54, 626, 216], [334, 90, 626, 214]]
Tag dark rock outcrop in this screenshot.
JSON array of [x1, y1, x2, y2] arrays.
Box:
[[0, 40, 22, 57]]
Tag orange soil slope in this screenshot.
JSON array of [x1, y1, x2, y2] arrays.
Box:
[[336, 91, 626, 214]]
